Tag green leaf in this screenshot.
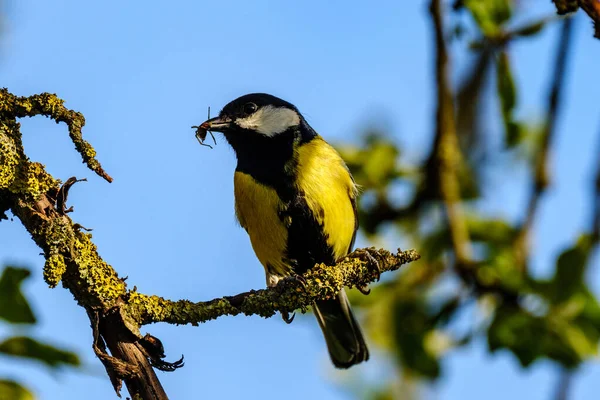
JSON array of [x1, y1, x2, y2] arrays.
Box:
[[551, 235, 593, 304], [487, 306, 546, 366], [464, 0, 512, 36], [468, 217, 517, 245], [0, 267, 36, 324], [496, 51, 522, 148], [513, 20, 548, 37], [0, 336, 80, 369], [488, 302, 598, 368], [362, 141, 399, 188], [0, 379, 34, 400], [497, 51, 515, 110], [393, 300, 440, 378], [421, 228, 452, 262], [556, 322, 597, 359]]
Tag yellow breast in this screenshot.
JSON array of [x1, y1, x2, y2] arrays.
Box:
[[294, 137, 357, 260], [234, 171, 291, 275]]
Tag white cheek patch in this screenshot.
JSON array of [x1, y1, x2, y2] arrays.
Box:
[[235, 105, 300, 136]]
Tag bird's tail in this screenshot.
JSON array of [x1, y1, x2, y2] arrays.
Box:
[[313, 289, 369, 368]]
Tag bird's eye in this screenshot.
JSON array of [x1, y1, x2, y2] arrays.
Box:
[[243, 102, 258, 114]]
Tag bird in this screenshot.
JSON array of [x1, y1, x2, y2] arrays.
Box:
[[197, 93, 369, 368]]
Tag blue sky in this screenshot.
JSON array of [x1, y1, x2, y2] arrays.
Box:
[[1, 1, 599, 399]]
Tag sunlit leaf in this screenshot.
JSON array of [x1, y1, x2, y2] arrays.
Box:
[[0, 336, 80, 369], [513, 19, 549, 37], [464, 0, 512, 36], [469, 217, 517, 244], [0, 267, 36, 324], [497, 53, 516, 114], [0, 379, 34, 400], [556, 322, 598, 359]]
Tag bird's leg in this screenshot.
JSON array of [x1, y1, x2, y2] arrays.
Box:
[[267, 273, 298, 324], [352, 247, 383, 295]]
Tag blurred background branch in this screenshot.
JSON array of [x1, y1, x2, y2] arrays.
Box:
[[514, 17, 574, 273], [336, 2, 600, 399]]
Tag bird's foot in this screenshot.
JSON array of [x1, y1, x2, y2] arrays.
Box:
[[290, 273, 307, 289], [281, 311, 296, 324], [357, 285, 371, 295], [354, 248, 383, 295], [278, 274, 307, 324]]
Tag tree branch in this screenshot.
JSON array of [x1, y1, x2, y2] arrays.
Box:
[[592, 123, 600, 242], [429, 0, 473, 268], [127, 248, 420, 326], [553, 0, 600, 39], [0, 88, 421, 399], [514, 17, 574, 271]]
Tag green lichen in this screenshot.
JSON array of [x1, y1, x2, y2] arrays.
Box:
[[10, 162, 59, 200], [44, 254, 67, 288], [71, 232, 126, 305], [38, 217, 126, 307], [127, 248, 421, 327], [0, 88, 112, 183], [0, 123, 20, 190]]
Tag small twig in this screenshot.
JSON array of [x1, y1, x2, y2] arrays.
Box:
[[56, 177, 87, 215], [90, 310, 138, 397], [553, 368, 574, 400], [0, 89, 113, 183], [514, 17, 574, 271], [553, 0, 600, 39], [592, 123, 600, 242]]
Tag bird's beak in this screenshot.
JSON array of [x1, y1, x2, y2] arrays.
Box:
[[199, 116, 232, 132]]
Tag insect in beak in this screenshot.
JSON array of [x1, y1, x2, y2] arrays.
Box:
[[192, 107, 217, 149]]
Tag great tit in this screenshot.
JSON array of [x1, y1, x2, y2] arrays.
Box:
[[198, 93, 369, 368]]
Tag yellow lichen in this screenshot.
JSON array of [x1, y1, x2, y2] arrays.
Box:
[[72, 232, 126, 304], [9, 162, 59, 200], [44, 254, 67, 288], [0, 124, 20, 189]]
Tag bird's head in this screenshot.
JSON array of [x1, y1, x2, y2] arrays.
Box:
[[197, 93, 311, 151]]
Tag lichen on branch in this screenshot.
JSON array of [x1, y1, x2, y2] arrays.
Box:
[[0, 88, 112, 183], [126, 248, 421, 326]]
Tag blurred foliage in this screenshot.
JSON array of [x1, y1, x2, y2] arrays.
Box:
[[0, 266, 80, 400], [337, 1, 599, 396]]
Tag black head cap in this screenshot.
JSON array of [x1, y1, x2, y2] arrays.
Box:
[[220, 93, 299, 119]]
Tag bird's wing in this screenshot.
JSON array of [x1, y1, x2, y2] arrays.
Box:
[[347, 178, 359, 255]]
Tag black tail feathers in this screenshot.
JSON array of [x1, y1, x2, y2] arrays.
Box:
[[313, 289, 369, 368]]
